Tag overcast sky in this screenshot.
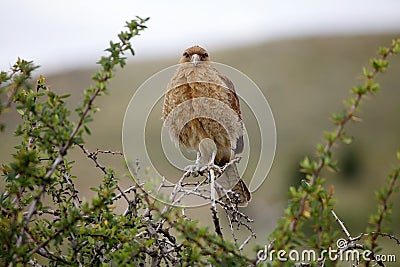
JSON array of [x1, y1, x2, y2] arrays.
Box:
[[2, 0, 400, 74]]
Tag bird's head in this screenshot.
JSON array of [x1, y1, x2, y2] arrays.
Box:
[[179, 45, 210, 65]]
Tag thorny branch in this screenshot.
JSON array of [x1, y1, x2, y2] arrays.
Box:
[[19, 73, 118, 249], [331, 209, 400, 267], [74, 145, 256, 265], [209, 168, 223, 237], [78, 144, 133, 212], [13, 19, 148, 251], [157, 157, 255, 249]]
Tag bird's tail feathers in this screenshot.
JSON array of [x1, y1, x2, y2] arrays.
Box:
[[215, 163, 251, 207]]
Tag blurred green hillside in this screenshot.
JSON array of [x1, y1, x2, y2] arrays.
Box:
[[1, 34, 400, 251]]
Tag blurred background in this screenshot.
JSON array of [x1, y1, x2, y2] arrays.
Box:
[[1, 0, 400, 259]]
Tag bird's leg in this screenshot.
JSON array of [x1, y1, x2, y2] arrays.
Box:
[[200, 148, 222, 176], [184, 138, 222, 178], [195, 151, 201, 165], [209, 149, 216, 164], [184, 152, 202, 177]]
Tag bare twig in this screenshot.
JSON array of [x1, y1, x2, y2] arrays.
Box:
[[78, 144, 130, 204], [331, 210, 351, 239], [61, 165, 81, 209], [112, 185, 137, 201], [369, 232, 400, 245], [331, 210, 386, 267], [226, 211, 239, 248], [238, 232, 255, 251], [150, 156, 254, 253], [210, 168, 223, 237]]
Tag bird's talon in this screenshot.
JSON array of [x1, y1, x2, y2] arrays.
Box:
[[199, 165, 208, 173], [198, 164, 222, 175], [214, 165, 222, 174], [184, 164, 201, 177], [184, 164, 196, 172]]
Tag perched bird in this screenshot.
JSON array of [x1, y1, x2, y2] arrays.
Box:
[[163, 45, 251, 206]]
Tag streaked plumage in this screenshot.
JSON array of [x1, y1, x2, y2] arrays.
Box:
[[163, 45, 251, 206]]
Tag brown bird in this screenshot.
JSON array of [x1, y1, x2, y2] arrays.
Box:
[[163, 45, 251, 206]]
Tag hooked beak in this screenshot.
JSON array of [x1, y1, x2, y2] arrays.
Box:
[[190, 54, 200, 66]]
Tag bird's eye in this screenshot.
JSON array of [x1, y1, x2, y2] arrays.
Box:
[[183, 52, 190, 58], [201, 53, 208, 59]]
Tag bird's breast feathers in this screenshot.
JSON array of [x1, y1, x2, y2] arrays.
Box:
[[163, 61, 244, 161]]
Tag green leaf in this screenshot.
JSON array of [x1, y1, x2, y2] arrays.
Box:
[[316, 143, 325, 155], [300, 156, 318, 174], [84, 125, 91, 135], [16, 108, 24, 115], [324, 130, 337, 143], [378, 47, 389, 56], [60, 93, 71, 99], [341, 135, 353, 145], [392, 39, 400, 53], [351, 85, 367, 95], [331, 111, 347, 124]]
